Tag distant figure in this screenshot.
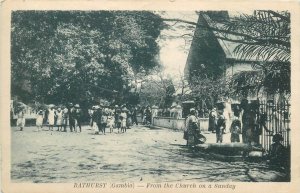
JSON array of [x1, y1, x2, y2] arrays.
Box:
[[140, 106, 145, 124], [114, 105, 121, 132], [208, 108, 217, 133], [126, 108, 132, 129], [74, 104, 82, 132], [145, 106, 152, 125], [269, 134, 287, 168], [241, 100, 256, 144], [131, 107, 138, 125], [223, 101, 232, 133], [93, 106, 103, 134], [216, 113, 226, 143], [17, 109, 25, 131], [62, 106, 69, 132], [184, 108, 204, 147], [230, 116, 241, 143], [88, 107, 94, 130], [56, 108, 63, 131], [43, 108, 49, 125], [233, 105, 241, 118], [120, 109, 127, 133], [107, 114, 115, 133], [69, 103, 76, 132], [101, 108, 108, 135], [36, 110, 44, 131], [91, 106, 99, 134], [48, 106, 56, 131]]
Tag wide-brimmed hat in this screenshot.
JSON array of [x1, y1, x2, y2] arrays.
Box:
[[68, 103, 73, 107], [74, 104, 80, 108]]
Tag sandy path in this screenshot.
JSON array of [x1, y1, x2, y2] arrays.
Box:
[[11, 125, 287, 183]]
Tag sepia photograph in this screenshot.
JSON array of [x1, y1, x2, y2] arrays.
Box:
[[1, 1, 299, 193]]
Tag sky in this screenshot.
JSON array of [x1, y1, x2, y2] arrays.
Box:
[[158, 12, 198, 79], [157, 11, 254, 80]]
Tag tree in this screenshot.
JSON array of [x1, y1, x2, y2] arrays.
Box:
[[11, 11, 164, 106], [139, 72, 175, 107]]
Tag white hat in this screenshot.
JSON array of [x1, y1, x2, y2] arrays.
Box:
[[190, 108, 195, 112]]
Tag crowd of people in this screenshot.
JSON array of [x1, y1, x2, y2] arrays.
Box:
[[13, 99, 289, 170], [14, 103, 158, 134], [184, 99, 286, 147]]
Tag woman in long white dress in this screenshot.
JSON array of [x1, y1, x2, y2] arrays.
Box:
[[36, 110, 44, 131], [48, 107, 56, 131], [56, 108, 63, 131]]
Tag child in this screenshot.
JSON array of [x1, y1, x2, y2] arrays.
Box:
[[107, 115, 115, 133], [36, 110, 44, 131]]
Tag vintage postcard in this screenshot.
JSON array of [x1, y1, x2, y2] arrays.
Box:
[[1, 0, 300, 193]]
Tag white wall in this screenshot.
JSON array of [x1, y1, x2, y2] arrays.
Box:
[[152, 117, 209, 131]]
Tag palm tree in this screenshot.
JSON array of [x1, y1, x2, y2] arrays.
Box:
[[210, 11, 290, 94]]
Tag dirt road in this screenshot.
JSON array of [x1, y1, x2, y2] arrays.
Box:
[[11, 125, 288, 182]]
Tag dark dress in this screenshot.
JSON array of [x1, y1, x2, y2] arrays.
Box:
[[230, 119, 241, 142], [208, 111, 217, 132], [69, 108, 76, 132], [145, 109, 152, 124], [75, 109, 83, 132], [92, 109, 102, 132], [132, 108, 138, 125], [216, 115, 226, 143], [114, 108, 121, 129]]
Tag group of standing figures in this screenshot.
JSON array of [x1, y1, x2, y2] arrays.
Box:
[[207, 99, 279, 145], [89, 105, 141, 134], [185, 99, 278, 146], [184, 107, 243, 147], [36, 104, 141, 134], [34, 103, 83, 132], [208, 107, 241, 144], [15, 102, 148, 134]]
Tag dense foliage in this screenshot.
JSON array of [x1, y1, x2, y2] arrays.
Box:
[[11, 11, 164, 106]]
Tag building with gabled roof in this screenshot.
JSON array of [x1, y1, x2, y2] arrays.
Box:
[[184, 11, 267, 102]]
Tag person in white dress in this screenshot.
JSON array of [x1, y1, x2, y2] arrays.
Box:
[[48, 106, 56, 131], [120, 109, 127, 133], [56, 108, 63, 131], [36, 110, 44, 131], [17, 109, 26, 131]]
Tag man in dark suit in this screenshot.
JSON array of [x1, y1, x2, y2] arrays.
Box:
[[68, 103, 76, 132]]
